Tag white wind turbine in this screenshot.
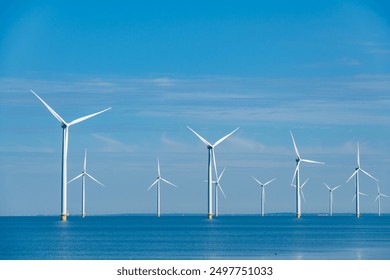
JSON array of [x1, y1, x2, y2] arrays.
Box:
[[290, 131, 324, 218], [209, 145, 226, 217], [147, 158, 177, 217], [68, 149, 104, 218], [375, 183, 388, 216], [187, 126, 239, 219], [214, 167, 226, 217], [346, 143, 378, 218], [323, 183, 341, 216], [31, 90, 111, 221], [252, 177, 276, 216], [291, 178, 310, 203], [205, 165, 226, 217]]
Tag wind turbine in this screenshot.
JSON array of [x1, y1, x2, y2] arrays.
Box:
[[346, 142, 378, 218], [291, 178, 310, 203], [68, 149, 104, 218], [187, 126, 239, 219], [375, 183, 388, 216], [214, 167, 226, 217], [147, 158, 177, 217], [252, 177, 276, 216], [324, 183, 341, 216], [204, 165, 226, 217], [290, 131, 324, 218], [31, 90, 111, 221]]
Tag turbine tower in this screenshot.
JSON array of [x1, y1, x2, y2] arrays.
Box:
[[252, 177, 276, 216], [147, 158, 177, 217], [290, 131, 324, 218], [346, 143, 378, 218], [68, 149, 104, 218], [375, 183, 388, 216], [31, 90, 111, 221], [187, 126, 239, 219], [324, 183, 341, 216]]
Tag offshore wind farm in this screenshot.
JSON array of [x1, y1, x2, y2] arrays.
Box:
[[24, 90, 388, 220], [1, 1, 390, 260], [2, 1, 390, 219]]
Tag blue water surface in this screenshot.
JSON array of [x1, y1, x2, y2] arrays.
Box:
[[1, 215, 389, 260]]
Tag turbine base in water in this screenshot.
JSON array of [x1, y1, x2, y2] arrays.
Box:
[[82, 214, 86, 218], [356, 214, 360, 218], [208, 214, 212, 219], [296, 213, 301, 219], [61, 214, 67, 221]]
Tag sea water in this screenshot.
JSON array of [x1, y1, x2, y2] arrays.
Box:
[[1, 215, 390, 260]]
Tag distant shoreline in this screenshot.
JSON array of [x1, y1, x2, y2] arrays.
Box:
[[0, 213, 388, 217]]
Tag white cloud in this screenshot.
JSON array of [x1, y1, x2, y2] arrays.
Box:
[[160, 133, 189, 151], [92, 133, 137, 153], [2, 74, 390, 127], [0, 145, 55, 153]]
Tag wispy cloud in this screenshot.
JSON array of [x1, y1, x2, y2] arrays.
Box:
[[2, 74, 390, 126], [160, 133, 190, 152], [92, 133, 137, 153], [0, 145, 56, 153]]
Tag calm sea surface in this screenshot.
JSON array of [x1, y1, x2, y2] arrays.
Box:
[[1, 215, 390, 260]]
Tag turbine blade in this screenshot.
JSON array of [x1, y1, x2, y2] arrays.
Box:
[[157, 158, 161, 177], [381, 194, 389, 198], [161, 178, 178, 188], [346, 169, 358, 183], [186, 126, 212, 146], [86, 173, 104, 186], [252, 176, 263, 186], [290, 130, 300, 158], [301, 158, 325, 165], [375, 194, 380, 202], [324, 183, 331, 191], [263, 177, 276, 187], [360, 192, 367, 196], [360, 168, 379, 182], [218, 183, 227, 199], [214, 127, 240, 147], [68, 107, 111, 126], [68, 173, 83, 184], [301, 188, 306, 203], [83, 149, 87, 171], [212, 149, 219, 180], [352, 194, 356, 201], [147, 179, 159, 191], [357, 142, 360, 167], [291, 163, 300, 186], [301, 178, 309, 188], [332, 185, 342, 191], [31, 90, 67, 125], [218, 167, 226, 181]]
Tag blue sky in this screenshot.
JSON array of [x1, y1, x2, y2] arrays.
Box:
[[1, 0, 390, 216]]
